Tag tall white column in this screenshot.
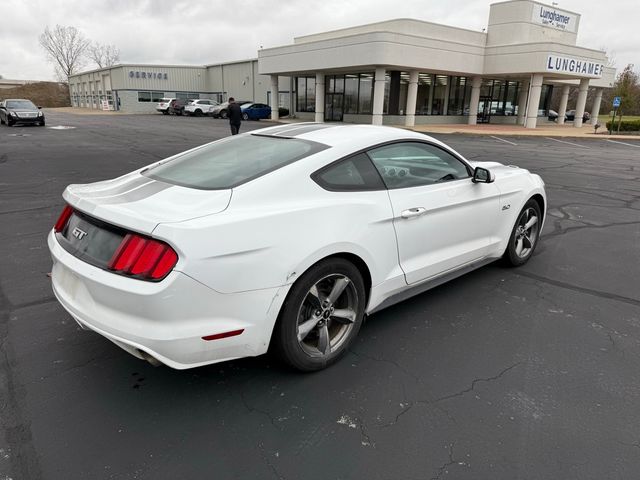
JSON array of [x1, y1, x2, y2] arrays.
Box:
[[270, 75, 279, 121], [516, 80, 529, 125], [314, 73, 325, 123], [467, 76, 482, 125], [590, 88, 603, 126], [557, 85, 570, 125], [525, 74, 543, 129], [404, 70, 419, 127], [574, 78, 590, 128], [372, 67, 386, 126]]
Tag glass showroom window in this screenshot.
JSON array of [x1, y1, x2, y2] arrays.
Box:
[[447, 76, 471, 115], [358, 73, 373, 114], [504, 81, 520, 115], [431, 75, 448, 115], [295, 77, 316, 113], [151, 91, 165, 103], [344, 74, 359, 114], [415, 74, 432, 115], [138, 91, 151, 102], [537, 84, 553, 116]]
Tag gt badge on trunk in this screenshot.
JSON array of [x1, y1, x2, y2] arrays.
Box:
[[72, 226, 88, 240]]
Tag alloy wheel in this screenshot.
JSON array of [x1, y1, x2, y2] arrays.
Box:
[[514, 207, 539, 258], [295, 274, 358, 357]]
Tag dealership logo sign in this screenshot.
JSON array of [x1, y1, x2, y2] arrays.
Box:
[[531, 3, 577, 33], [546, 55, 604, 78], [129, 71, 168, 80]]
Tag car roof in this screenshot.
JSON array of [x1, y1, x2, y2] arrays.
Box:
[[253, 123, 441, 149]]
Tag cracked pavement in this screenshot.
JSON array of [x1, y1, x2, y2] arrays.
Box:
[[1, 114, 639, 479]]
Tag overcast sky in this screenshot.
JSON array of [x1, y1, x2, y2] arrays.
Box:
[[1, 0, 637, 81]]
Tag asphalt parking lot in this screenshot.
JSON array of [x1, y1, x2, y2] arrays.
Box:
[[1, 110, 639, 480]]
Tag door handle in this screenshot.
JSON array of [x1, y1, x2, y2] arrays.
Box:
[[401, 207, 427, 219]]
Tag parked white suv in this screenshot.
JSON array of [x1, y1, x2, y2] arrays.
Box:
[[184, 99, 218, 116], [155, 98, 175, 115]]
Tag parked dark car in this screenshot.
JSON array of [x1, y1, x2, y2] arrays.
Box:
[[168, 98, 193, 116], [0, 98, 45, 126], [241, 102, 272, 120], [565, 110, 590, 122], [548, 109, 590, 123]]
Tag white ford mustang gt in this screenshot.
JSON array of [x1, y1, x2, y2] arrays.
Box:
[[48, 124, 546, 371]]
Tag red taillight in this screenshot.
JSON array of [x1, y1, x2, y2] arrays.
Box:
[[54, 205, 74, 232], [108, 233, 178, 280], [202, 329, 244, 341]]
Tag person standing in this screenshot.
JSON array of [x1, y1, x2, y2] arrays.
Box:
[[228, 97, 242, 135]]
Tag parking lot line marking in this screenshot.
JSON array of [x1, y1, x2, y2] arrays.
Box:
[[606, 139, 640, 148], [545, 137, 590, 149], [490, 136, 518, 146]]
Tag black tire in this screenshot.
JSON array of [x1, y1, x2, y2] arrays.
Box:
[[274, 258, 366, 372], [6, 117, 13, 127], [242, 112, 249, 121], [504, 199, 542, 266], [39, 120, 45, 126], [220, 110, 228, 119], [195, 109, 202, 117], [162, 110, 169, 115]]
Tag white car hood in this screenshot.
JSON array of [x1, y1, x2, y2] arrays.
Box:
[[63, 171, 231, 234]]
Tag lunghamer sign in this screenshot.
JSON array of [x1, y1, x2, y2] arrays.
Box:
[[546, 55, 604, 78], [532, 4, 578, 33]]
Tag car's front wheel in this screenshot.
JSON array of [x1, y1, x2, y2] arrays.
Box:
[[274, 258, 366, 371], [504, 199, 541, 266], [242, 112, 249, 121], [220, 110, 228, 119]]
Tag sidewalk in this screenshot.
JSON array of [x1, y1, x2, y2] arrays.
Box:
[[407, 122, 640, 140], [278, 116, 639, 140]]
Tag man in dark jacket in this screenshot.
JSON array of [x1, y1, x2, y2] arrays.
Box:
[[227, 97, 242, 135]]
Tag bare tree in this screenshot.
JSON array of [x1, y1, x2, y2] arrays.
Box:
[[89, 42, 121, 69], [39, 25, 90, 81]]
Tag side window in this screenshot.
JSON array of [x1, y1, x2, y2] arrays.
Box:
[[313, 153, 385, 191], [367, 142, 471, 189]]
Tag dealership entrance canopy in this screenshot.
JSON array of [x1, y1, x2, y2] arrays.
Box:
[[258, 0, 614, 128]]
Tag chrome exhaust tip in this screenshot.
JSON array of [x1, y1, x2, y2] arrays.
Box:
[[138, 350, 163, 367]]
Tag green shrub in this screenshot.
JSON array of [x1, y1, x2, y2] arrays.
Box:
[[605, 119, 640, 131]]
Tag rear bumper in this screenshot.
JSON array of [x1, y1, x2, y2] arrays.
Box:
[[48, 230, 287, 369]]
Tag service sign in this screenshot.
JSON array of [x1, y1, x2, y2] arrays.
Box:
[[532, 3, 578, 33], [546, 55, 604, 78]]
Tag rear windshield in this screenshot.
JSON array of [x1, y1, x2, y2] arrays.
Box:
[[143, 134, 328, 190]]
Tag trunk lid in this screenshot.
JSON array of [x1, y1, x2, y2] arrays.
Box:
[[63, 171, 231, 234]]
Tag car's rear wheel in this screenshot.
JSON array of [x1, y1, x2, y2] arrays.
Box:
[[195, 109, 202, 117], [162, 110, 169, 115], [504, 199, 541, 266], [242, 112, 249, 121], [274, 258, 365, 371], [220, 110, 228, 119]]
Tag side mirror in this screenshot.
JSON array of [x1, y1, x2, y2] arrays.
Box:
[[472, 167, 495, 184]]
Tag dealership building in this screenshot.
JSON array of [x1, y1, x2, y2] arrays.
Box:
[[69, 0, 615, 129]]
